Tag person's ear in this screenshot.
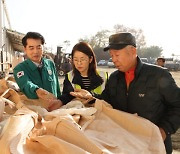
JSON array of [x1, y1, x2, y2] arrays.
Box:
[[89, 56, 93, 63], [132, 47, 137, 55], [23, 47, 27, 54]]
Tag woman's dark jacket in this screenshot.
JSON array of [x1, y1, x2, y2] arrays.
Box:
[[60, 70, 107, 104]]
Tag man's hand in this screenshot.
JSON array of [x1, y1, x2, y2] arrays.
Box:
[[70, 89, 93, 99], [36, 88, 56, 100], [36, 88, 57, 108], [159, 127, 166, 141], [36, 88, 49, 99], [47, 99, 63, 111]]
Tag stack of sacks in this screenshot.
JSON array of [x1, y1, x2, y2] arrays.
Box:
[[0, 77, 166, 154]]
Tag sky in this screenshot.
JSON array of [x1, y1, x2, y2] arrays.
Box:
[[3, 0, 180, 57]]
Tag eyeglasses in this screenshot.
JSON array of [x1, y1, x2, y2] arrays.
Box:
[[73, 58, 88, 64]]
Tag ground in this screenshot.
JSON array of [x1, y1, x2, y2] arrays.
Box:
[[59, 67, 180, 153]]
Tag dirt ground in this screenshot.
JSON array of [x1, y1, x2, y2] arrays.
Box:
[[59, 67, 180, 153]]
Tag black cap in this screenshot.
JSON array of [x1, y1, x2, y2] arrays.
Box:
[[104, 32, 136, 51]]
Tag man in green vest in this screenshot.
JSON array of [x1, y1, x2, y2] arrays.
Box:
[[13, 32, 63, 111]]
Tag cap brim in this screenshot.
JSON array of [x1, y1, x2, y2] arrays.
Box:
[[103, 44, 128, 51]]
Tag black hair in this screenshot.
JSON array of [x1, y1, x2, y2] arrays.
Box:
[[71, 42, 97, 76], [22, 32, 45, 47]]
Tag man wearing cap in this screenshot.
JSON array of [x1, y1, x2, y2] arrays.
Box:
[[157, 57, 166, 67], [101, 32, 180, 153]]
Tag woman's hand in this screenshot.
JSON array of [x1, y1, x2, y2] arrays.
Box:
[[70, 89, 93, 99], [70, 89, 95, 105]]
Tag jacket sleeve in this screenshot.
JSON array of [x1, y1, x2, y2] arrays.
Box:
[[59, 74, 75, 104], [101, 75, 112, 103], [13, 65, 39, 99], [51, 61, 61, 99], [158, 70, 180, 135], [56, 75, 61, 99]]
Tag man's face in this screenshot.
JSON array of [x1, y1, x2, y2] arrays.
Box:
[[24, 38, 43, 63], [109, 46, 137, 72], [157, 59, 165, 67]]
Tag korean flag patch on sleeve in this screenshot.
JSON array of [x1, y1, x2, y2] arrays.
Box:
[[17, 71, 24, 78]]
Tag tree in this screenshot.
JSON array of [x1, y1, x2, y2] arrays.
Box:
[[78, 24, 147, 61], [79, 30, 110, 49], [94, 46, 110, 62], [63, 40, 71, 52], [139, 46, 163, 59], [113, 24, 146, 50], [79, 35, 110, 62], [93, 30, 110, 48], [79, 36, 97, 48], [78, 30, 111, 62]]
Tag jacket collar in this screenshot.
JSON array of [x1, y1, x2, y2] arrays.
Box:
[[134, 56, 143, 78], [26, 58, 47, 71], [116, 56, 143, 78], [25, 59, 37, 71]]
